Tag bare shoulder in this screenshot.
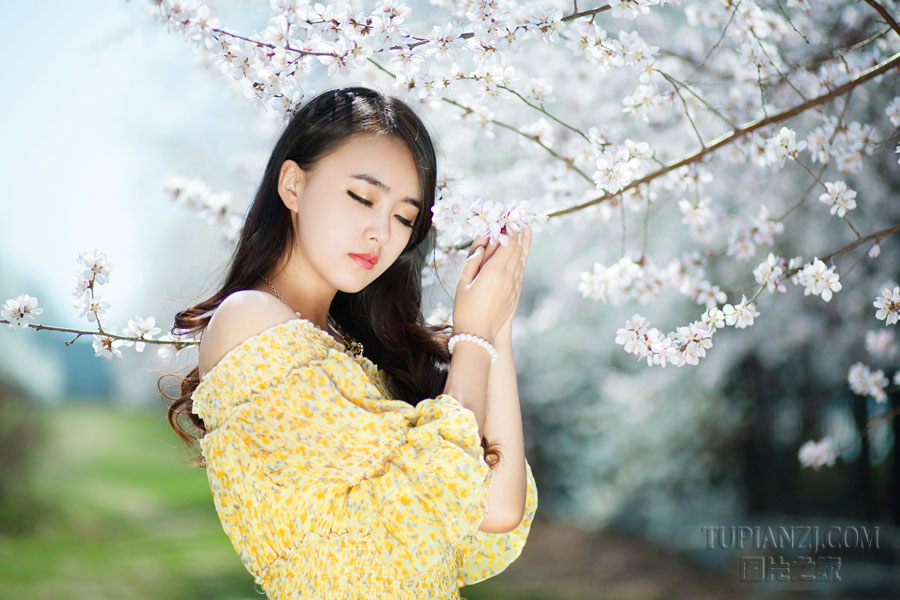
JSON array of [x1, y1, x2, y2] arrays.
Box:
[[198, 289, 297, 379]]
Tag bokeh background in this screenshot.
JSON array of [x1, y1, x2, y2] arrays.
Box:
[[2, 1, 898, 598]]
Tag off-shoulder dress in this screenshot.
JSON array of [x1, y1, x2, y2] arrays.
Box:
[[191, 316, 538, 599]]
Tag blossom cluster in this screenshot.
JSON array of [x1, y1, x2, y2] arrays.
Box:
[[847, 361, 890, 404], [3, 0, 895, 486], [2, 250, 172, 361], [584, 248, 853, 368], [430, 190, 547, 247], [797, 438, 838, 470], [163, 175, 244, 243], [1, 295, 43, 330], [145, 0, 577, 120]]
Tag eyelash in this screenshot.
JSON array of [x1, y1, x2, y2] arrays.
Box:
[[348, 191, 414, 228]]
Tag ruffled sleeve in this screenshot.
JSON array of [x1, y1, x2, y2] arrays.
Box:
[[455, 459, 538, 586], [190, 318, 494, 585]]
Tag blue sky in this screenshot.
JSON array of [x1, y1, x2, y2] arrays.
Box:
[[0, 1, 281, 401]]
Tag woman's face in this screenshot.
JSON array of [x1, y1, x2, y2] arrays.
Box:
[[283, 132, 423, 293]]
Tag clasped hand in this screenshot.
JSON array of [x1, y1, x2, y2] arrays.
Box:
[[453, 226, 533, 347]]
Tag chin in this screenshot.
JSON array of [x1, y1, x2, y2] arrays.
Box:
[[336, 272, 378, 294]]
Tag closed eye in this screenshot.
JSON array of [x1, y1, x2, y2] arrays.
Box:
[[348, 191, 414, 228]]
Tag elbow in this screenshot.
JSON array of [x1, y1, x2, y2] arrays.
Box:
[[478, 505, 525, 534]]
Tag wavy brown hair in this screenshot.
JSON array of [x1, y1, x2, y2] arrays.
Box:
[[158, 86, 500, 469]]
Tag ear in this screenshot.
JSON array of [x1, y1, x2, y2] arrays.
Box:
[[277, 159, 307, 213]]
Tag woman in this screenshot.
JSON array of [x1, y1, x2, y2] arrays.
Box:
[[161, 86, 536, 599]]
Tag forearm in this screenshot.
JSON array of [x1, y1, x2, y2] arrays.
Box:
[[482, 336, 528, 527], [442, 341, 491, 435]]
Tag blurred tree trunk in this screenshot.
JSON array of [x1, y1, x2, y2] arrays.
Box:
[[891, 392, 900, 525], [851, 396, 875, 522]]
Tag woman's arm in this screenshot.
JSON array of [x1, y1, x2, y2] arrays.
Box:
[[480, 325, 528, 532]]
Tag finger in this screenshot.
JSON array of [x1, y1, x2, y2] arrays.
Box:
[[467, 235, 489, 257], [460, 245, 485, 284], [482, 237, 502, 262]]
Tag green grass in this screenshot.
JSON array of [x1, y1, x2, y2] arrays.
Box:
[[0, 402, 261, 600], [0, 402, 550, 599]]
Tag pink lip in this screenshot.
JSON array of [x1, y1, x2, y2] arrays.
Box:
[[349, 253, 375, 270]]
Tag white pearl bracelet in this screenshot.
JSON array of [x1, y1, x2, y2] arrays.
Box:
[[448, 332, 498, 365]]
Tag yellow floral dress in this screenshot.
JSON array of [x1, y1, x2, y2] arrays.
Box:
[[191, 317, 538, 599]]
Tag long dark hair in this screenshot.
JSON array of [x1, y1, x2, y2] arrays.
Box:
[[159, 86, 500, 469]]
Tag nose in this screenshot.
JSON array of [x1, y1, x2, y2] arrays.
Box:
[[366, 209, 391, 246]]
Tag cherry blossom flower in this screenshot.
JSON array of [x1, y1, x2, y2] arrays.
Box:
[[753, 253, 787, 294], [1, 294, 44, 330], [93, 327, 125, 360], [817, 181, 857, 217], [608, 0, 656, 20], [873, 286, 900, 325], [78, 249, 111, 285], [751, 205, 784, 247], [798, 437, 838, 470], [764, 126, 807, 167], [847, 361, 889, 403], [722, 295, 759, 329], [673, 322, 714, 366], [864, 330, 898, 359], [886, 96, 900, 127], [121, 316, 163, 352], [71, 274, 92, 300], [679, 198, 713, 239], [701, 307, 726, 331], [73, 295, 110, 323], [526, 8, 565, 44], [796, 258, 842, 302]]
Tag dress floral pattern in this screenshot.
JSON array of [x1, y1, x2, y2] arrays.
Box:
[[191, 317, 538, 599]]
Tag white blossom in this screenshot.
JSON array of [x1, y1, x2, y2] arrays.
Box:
[[1, 294, 44, 330], [78, 248, 112, 285], [847, 361, 889, 403], [753, 253, 786, 294], [73, 295, 110, 323], [817, 180, 857, 217], [873, 286, 900, 325], [93, 327, 125, 360], [864, 330, 898, 359], [722, 295, 759, 329], [798, 438, 838, 470], [764, 126, 807, 167], [121, 316, 163, 353], [796, 258, 842, 302], [608, 0, 656, 20], [885, 96, 900, 127]]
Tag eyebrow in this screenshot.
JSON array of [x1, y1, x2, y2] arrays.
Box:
[[350, 173, 422, 209]]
